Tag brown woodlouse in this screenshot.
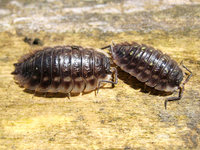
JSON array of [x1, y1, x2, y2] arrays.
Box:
[[102, 41, 192, 108], [12, 45, 118, 95]]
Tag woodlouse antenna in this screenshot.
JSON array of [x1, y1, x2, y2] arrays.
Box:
[[181, 62, 192, 85], [97, 67, 118, 94], [101, 41, 116, 56], [101, 45, 113, 56], [101, 45, 111, 50]]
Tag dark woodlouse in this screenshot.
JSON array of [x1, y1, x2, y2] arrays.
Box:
[[12, 45, 118, 95], [102, 41, 192, 108]]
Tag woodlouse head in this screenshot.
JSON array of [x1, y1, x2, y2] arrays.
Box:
[[175, 71, 184, 86], [169, 67, 184, 87]]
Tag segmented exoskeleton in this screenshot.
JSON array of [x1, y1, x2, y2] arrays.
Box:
[[12, 46, 118, 95], [102, 42, 192, 108]]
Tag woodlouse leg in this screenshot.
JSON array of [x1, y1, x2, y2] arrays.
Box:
[[44, 92, 47, 97], [64, 93, 71, 103], [33, 91, 37, 98], [164, 86, 183, 109], [67, 93, 71, 100], [97, 67, 118, 94], [165, 63, 192, 109]]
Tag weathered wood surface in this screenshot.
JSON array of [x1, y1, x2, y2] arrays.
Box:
[[0, 0, 200, 149]]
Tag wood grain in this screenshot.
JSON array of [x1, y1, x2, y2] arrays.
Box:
[[0, 31, 199, 149]]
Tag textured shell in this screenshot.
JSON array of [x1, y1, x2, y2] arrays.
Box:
[[111, 42, 183, 92], [12, 46, 112, 94]]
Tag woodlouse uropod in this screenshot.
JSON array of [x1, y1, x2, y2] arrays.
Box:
[[102, 41, 192, 108], [12, 45, 118, 96]]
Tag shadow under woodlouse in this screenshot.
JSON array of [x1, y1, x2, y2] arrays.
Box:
[[117, 67, 172, 97], [23, 86, 115, 98], [24, 89, 70, 98]]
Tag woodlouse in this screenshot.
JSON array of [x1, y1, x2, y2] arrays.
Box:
[[102, 41, 192, 108], [12, 45, 118, 95]]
